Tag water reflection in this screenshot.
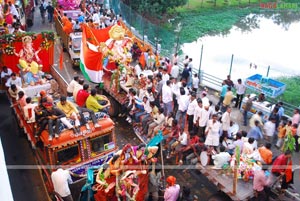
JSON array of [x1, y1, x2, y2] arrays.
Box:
[[182, 12, 300, 84]]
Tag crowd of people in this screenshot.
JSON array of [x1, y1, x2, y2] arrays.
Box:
[[0, 1, 25, 35], [112, 50, 300, 200]]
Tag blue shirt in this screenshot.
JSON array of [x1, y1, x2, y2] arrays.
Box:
[[220, 85, 228, 97], [278, 107, 284, 118], [247, 126, 263, 140], [78, 15, 85, 23]]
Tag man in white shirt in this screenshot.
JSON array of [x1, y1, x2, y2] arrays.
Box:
[[201, 91, 210, 108], [212, 146, 231, 168], [161, 68, 170, 85], [263, 117, 276, 143], [205, 114, 221, 147], [9, 2, 19, 18], [234, 78, 246, 109], [162, 80, 173, 116], [73, 79, 84, 102], [175, 87, 190, 130], [196, 105, 210, 139], [67, 76, 79, 97], [186, 93, 197, 133], [148, 108, 165, 138], [192, 74, 199, 92], [193, 99, 203, 135], [23, 97, 37, 123], [5, 72, 22, 87], [171, 62, 179, 79], [8, 84, 24, 100], [249, 111, 264, 128], [51, 168, 73, 201], [1, 66, 13, 84], [134, 62, 142, 77], [221, 107, 231, 142]]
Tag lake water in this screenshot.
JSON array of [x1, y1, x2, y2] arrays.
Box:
[[182, 13, 300, 82]]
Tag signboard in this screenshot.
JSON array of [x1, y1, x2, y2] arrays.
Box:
[[245, 74, 286, 98]]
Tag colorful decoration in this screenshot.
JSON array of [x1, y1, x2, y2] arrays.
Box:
[[0, 32, 54, 73]]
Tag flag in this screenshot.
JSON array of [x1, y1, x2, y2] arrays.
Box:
[[80, 24, 111, 83], [59, 47, 63, 70]]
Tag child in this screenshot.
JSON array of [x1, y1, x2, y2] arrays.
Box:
[[276, 121, 287, 148]]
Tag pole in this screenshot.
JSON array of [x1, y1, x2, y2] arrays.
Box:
[[266, 65, 270, 77], [198, 44, 203, 82], [229, 54, 234, 76]]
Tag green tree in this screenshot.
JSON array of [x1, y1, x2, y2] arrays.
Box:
[[125, 0, 188, 16]]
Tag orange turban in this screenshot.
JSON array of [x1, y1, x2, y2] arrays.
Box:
[[166, 176, 176, 186]]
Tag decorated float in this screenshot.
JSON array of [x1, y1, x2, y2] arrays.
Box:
[[0, 32, 55, 95]]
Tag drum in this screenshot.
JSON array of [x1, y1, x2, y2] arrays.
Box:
[[200, 151, 210, 166]]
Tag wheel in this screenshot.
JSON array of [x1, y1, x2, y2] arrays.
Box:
[[107, 96, 120, 117]]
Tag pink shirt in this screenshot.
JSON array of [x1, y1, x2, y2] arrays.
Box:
[[253, 170, 267, 192], [292, 113, 300, 125], [164, 184, 180, 201]]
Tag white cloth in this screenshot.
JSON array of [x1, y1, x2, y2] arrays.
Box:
[[8, 86, 24, 99], [162, 84, 173, 103], [171, 64, 179, 78], [134, 64, 142, 77], [5, 77, 22, 87], [205, 119, 221, 146], [51, 168, 73, 197], [73, 83, 83, 102], [197, 108, 210, 127], [193, 105, 202, 124], [201, 96, 210, 108], [60, 117, 74, 129], [263, 121, 276, 137], [212, 152, 231, 168], [9, 5, 19, 18], [67, 80, 78, 93], [192, 77, 199, 89], [143, 100, 152, 113], [249, 114, 263, 128], [162, 73, 170, 84], [221, 111, 231, 131], [1, 68, 12, 78], [179, 132, 188, 145], [23, 83, 51, 97], [177, 94, 190, 112], [23, 103, 37, 123], [235, 82, 246, 95], [186, 98, 198, 115]]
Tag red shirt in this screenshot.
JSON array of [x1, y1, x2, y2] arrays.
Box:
[[271, 154, 288, 174], [76, 89, 90, 107]]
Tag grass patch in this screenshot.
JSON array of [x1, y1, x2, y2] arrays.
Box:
[[176, 7, 260, 43], [276, 76, 300, 107]]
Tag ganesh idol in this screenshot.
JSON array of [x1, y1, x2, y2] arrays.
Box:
[[14, 36, 43, 85], [100, 24, 133, 72]]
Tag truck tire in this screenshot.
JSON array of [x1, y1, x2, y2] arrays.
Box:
[[108, 96, 119, 117]]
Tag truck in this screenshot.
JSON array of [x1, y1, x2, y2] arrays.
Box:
[[1, 31, 118, 200], [54, 9, 82, 67], [10, 66, 118, 200]]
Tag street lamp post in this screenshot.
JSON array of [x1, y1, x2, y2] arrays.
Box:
[[154, 37, 161, 54], [174, 22, 182, 53]]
